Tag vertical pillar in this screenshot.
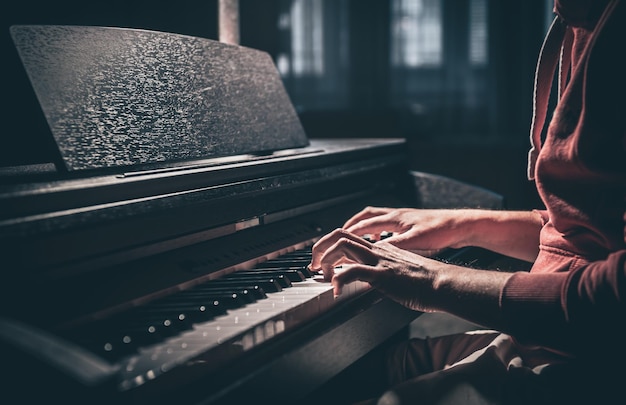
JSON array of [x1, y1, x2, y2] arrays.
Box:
[[219, 0, 240, 45]]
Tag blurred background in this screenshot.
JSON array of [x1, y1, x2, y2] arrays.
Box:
[[2, 0, 554, 209]]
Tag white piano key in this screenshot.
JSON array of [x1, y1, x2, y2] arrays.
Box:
[[117, 275, 370, 390]]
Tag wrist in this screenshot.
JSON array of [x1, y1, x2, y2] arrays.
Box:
[[430, 262, 512, 327], [450, 209, 493, 248], [455, 209, 543, 262]]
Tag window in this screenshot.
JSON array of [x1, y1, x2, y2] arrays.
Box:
[[275, 0, 492, 133], [390, 0, 443, 68], [469, 0, 488, 66], [276, 0, 349, 110], [269, 0, 549, 140], [389, 0, 490, 136], [277, 0, 325, 77]]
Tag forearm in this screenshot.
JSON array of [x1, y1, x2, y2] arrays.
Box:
[[409, 209, 543, 330], [428, 262, 513, 330], [328, 238, 516, 327], [340, 207, 544, 262], [455, 209, 543, 262]]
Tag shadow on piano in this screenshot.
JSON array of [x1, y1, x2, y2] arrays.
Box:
[[0, 25, 505, 405]]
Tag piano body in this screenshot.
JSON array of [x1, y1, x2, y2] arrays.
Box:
[[0, 25, 500, 404]]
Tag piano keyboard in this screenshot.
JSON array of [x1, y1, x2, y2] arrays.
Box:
[[65, 247, 370, 391]]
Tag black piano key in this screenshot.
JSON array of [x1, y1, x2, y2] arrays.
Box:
[[132, 307, 194, 332], [257, 262, 313, 275], [116, 325, 164, 346], [271, 257, 311, 263], [98, 305, 204, 354], [71, 247, 317, 363], [282, 247, 312, 254], [228, 268, 306, 282], [72, 323, 139, 360], [275, 252, 312, 260], [147, 301, 224, 320], [122, 318, 179, 339], [191, 284, 268, 300], [101, 338, 136, 358], [257, 258, 311, 268], [166, 290, 245, 310], [113, 308, 182, 339], [252, 265, 314, 278], [204, 278, 283, 293], [80, 337, 136, 361], [79, 319, 165, 360], [221, 274, 292, 289], [298, 266, 316, 278], [173, 292, 250, 309]]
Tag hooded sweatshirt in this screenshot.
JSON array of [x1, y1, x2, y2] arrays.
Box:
[[500, 0, 626, 362]]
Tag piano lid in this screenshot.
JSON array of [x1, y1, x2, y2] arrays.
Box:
[[9, 25, 309, 173]]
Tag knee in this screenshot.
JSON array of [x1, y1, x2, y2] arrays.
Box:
[[377, 382, 497, 405], [377, 390, 402, 405]]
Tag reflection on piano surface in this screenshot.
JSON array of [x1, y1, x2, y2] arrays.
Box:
[[0, 25, 498, 405]]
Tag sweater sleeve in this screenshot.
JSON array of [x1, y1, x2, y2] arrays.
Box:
[[500, 249, 626, 359]]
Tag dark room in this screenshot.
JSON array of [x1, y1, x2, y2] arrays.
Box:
[[1, 1, 624, 404]]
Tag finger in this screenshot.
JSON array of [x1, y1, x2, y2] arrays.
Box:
[[319, 237, 377, 281], [310, 229, 371, 271], [342, 206, 392, 229], [371, 231, 417, 250], [378, 229, 446, 252], [332, 263, 378, 297], [345, 214, 405, 240]]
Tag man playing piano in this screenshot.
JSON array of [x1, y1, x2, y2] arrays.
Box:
[[310, 0, 625, 403]]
